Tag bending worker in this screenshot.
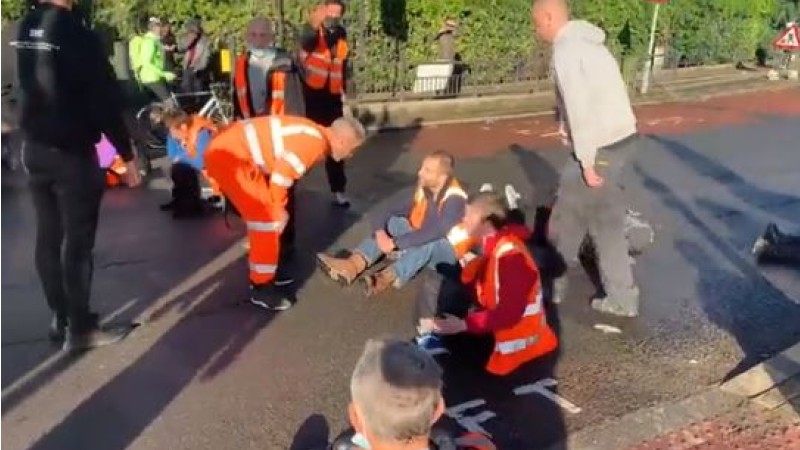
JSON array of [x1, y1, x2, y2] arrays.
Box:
[[234, 16, 306, 256], [316, 151, 475, 297], [416, 192, 558, 376], [159, 107, 366, 310]]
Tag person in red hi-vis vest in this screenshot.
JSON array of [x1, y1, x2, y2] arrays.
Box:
[[416, 191, 558, 376], [160, 107, 366, 310]]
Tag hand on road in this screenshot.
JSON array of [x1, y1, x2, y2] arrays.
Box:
[[376, 231, 396, 254], [310, 5, 327, 28], [432, 314, 467, 335], [123, 160, 142, 187], [582, 166, 604, 188]]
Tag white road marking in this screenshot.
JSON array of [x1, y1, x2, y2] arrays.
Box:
[[514, 378, 582, 414]]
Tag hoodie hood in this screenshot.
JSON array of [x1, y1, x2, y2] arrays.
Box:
[[558, 20, 606, 45]]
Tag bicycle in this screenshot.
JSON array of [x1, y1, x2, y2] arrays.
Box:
[[133, 82, 234, 174]]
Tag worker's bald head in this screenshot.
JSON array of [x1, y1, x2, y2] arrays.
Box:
[[532, 0, 569, 43], [246, 16, 275, 49]]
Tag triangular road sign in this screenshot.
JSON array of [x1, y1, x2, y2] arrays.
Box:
[[773, 23, 800, 51]]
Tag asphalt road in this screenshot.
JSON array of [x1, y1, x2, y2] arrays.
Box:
[[2, 90, 800, 450]]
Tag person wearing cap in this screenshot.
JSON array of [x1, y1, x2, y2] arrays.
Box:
[[178, 18, 211, 94], [139, 17, 176, 101], [330, 338, 496, 450]]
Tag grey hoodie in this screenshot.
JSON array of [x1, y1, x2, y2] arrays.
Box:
[[552, 20, 637, 168]]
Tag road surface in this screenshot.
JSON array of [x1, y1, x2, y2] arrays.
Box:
[[2, 89, 800, 450]]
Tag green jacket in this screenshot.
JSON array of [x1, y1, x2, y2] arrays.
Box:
[[138, 32, 170, 84]]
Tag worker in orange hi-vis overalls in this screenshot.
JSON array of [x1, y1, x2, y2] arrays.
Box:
[[159, 107, 367, 310]]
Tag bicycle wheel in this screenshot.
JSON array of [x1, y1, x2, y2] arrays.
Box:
[[134, 102, 169, 160]]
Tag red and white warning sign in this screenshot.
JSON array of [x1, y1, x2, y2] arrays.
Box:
[[772, 23, 800, 51]]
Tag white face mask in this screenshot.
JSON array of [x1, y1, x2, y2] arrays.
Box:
[[248, 46, 275, 59]]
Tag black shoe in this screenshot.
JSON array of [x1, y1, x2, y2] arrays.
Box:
[[332, 192, 351, 208], [159, 199, 176, 211], [62, 325, 133, 353], [249, 284, 293, 311], [48, 316, 68, 342]]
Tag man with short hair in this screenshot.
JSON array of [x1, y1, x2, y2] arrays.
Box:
[[160, 108, 367, 309], [532, 0, 641, 317], [139, 17, 176, 101], [418, 192, 558, 376], [317, 151, 474, 297], [178, 18, 211, 94], [15, 0, 141, 352]]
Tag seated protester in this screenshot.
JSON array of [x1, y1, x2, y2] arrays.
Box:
[[331, 338, 495, 450], [415, 192, 558, 376], [154, 106, 218, 218], [317, 151, 476, 297], [753, 222, 800, 264]]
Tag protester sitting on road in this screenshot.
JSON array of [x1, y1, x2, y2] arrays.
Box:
[[415, 192, 558, 376], [152, 105, 220, 219], [330, 337, 496, 450], [316, 151, 476, 297], [162, 109, 366, 310], [753, 222, 800, 264]]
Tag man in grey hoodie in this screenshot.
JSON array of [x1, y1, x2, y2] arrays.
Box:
[[533, 0, 641, 317]]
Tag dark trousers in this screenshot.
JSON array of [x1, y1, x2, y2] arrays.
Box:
[[23, 141, 105, 332], [304, 88, 346, 193], [414, 271, 494, 367], [143, 81, 171, 102], [550, 134, 640, 311], [180, 68, 206, 94], [171, 162, 202, 207]]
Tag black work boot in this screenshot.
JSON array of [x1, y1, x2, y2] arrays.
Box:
[[63, 324, 133, 353], [48, 315, 68, 342]]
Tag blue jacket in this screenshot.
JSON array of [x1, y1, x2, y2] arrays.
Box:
[[371, 184, 466, 250], [166, 129, 212, 171]]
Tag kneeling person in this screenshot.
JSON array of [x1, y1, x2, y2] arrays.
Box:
[[417, 192, 558, 376], [317, 151, 474, 297]]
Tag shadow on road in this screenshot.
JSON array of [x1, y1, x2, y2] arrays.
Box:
[[633, 161, 800, 383]]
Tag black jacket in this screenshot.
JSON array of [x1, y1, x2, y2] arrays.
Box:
[[232, 48, 306, 119], [14, 3, 133, 160]]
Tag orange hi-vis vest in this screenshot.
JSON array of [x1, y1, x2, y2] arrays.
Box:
[[462, 234, 558, 376], [105, 156, 127, 187], [408, 178, 476, 261], [234, 53, 286, 118], [302, 29, 348, 94], [216, 115, 330, 209]]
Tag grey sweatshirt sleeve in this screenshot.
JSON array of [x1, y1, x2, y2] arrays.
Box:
[[553, 51, 597, 168]]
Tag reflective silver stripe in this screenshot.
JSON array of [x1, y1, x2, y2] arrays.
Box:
[[268, 116, 285, 158], [246, 221, 282, 232], [443, 186, 468, 199], [280, 125, 323, 139], [272, 90, 284, 99], [495, 335, 539, 355], [309, 52, 331, 61], [270, 173, 294, 187], [249, 263, 277, 274], [522, 300, 542, 317], [305, 66, 330, 77], [243, 120, 266, 170], [282, 152, 307, 176]]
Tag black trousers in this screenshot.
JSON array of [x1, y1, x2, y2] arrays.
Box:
[[143, 81, 171, 102], [304, 88, 346, 193], [170, 162, 203, 208], [414, 270, 494, 367], [23, 141, 105, 332]]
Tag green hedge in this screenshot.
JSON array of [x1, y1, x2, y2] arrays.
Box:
[[2, 0, 792, 94]]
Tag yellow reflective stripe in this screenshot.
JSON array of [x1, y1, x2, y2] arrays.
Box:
[[272, 90, 284, 99], [246, 221, 282, 232], [270, 173, 294, 187], [249, 263, 277, 274], [282, 152, 307, 176], [495, 335, 539, 355], [268, 116, 285, 158], [243, 120, 266, 169]]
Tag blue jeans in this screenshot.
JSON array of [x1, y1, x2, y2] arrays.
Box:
[[355, 217, 457, 286]]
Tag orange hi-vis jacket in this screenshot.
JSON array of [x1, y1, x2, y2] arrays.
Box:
[[234, 53, 286, 118], [408, 178, 476, 262], [208, 115, 330, 209], [461, 234, 558, 376], [302, 29, 348, 94]]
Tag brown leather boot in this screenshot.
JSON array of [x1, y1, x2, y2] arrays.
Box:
[[361, 266, 398, 298], [316, 252, 368, 286]]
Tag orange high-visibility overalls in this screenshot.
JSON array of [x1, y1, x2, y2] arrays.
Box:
[[204, 115, 331, 285]]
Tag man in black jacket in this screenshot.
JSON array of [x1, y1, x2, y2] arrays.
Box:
[[14, 0, 141, 352]]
